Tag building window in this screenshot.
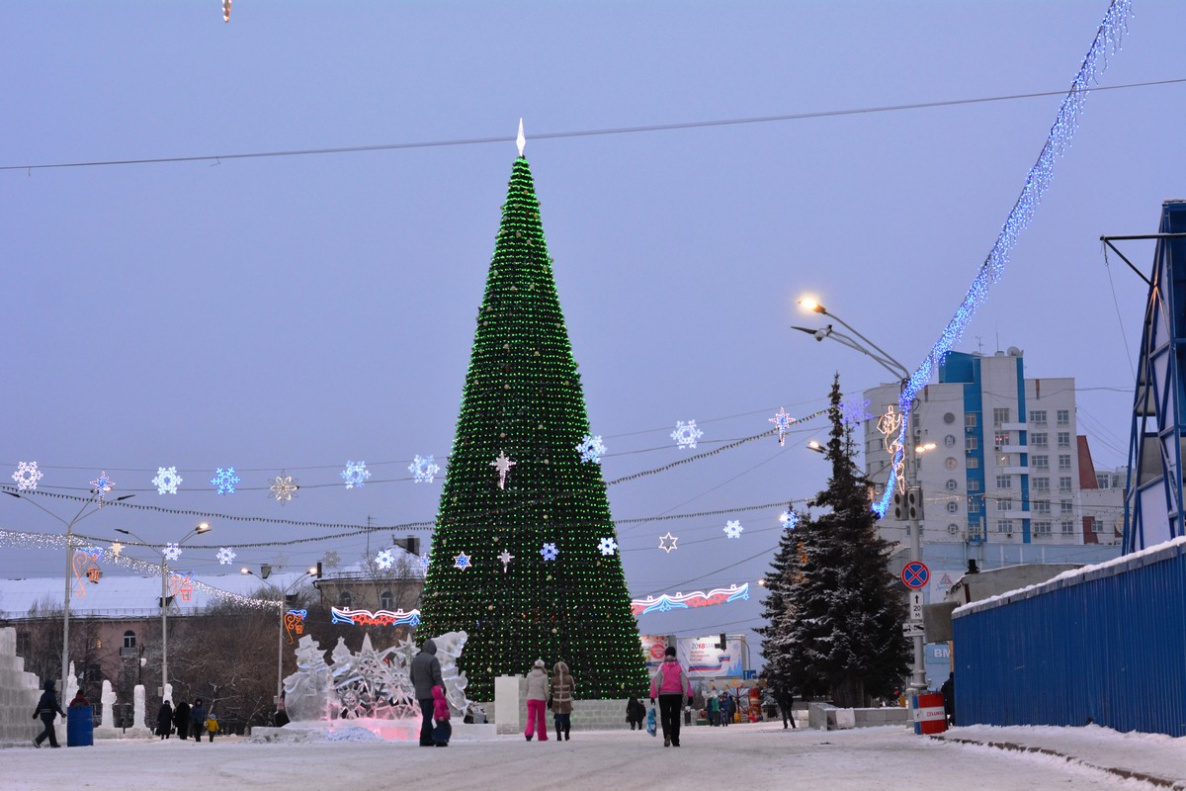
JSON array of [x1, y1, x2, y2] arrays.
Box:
[[994, 432, 1011, 447], [997, 454, 1011, 467], [996, 475, 1012, 489], [1032, 456, 1049, 471], [1097, 473, 1111, 489], [1032, 433, 1048, 448], [1057, 432, 1071, 448], [380, 590, 394, 610], [123, 631, 136, 649], [998, 519, 1014, 534], [1030, 410, 1047, 426], [966, 437, 979, 451], [997, 498, 1013, 511], [965, 413, 978, 428], [16, 631, 31, 657], [1034, 500, 1051, 516], [1056, 409, 1070, 426], [966, 456, 980, 469], [1091, 519, 1103, 534], [945, 435, 956, 448], [1033, 477, 1050, 492], [946, 500, 959, 514], [1061, 520, 1075, 535], [967, 497, 980, 514], [1059, 476, 1073, 492], [1034, 521, 1053, 536], [968, 479, 981, 492], [993, 407, 1010, 426], [338, 591, 353, 609], [945, 479, 958, 491], [1060, 500, 1074, 515], [1058, 454, 1072, 471]]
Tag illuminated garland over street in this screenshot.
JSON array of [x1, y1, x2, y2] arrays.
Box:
[[631, 583, 750, 616], [875, 0, 1133, 516], [330, 606, 421, 627]]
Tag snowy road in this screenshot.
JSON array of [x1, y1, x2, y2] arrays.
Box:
[[3, 722, 1159, 790]]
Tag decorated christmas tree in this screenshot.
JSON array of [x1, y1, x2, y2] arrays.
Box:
[[418, 145, 648, 702]]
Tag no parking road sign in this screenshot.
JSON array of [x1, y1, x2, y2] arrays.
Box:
[[901, 561, 929, 589]]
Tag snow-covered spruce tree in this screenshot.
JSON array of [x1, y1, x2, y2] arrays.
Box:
[[757, 503, 807, 697], [782, 375, 909, 707]]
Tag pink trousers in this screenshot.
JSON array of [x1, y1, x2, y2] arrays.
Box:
[[525, 699, 548, 740]]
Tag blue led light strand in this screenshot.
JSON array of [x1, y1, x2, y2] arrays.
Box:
[[875, 0, 1133, 517]]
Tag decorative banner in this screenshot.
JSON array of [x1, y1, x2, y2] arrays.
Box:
[[330, 606, 421, 628], [168, 571, 194, 602], [877, 405, 907, 496], [71, 546, 102, 597], [284, 609, 307, 643], [631, 582, 749, 616]]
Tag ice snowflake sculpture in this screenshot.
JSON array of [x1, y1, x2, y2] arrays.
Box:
[[270, 474, 299, 504], [12, 461, 43, 491], [211, 467, 240, 495], [780, 510, 799, 530], [375, 549, 395, 571], [90, 471, 115, 504], [163, 542, 182, 562], [540, 543, 559, 561], [152, 466, 182, 495], [769, 407, 795, 446], [408, 455, 441, 484], [840, 395, 873, 426], [671, 420, 703, 449], [216, 547, 236, 565], [723, 520, 743, 539], [577, 434, 606, 464], [341, 460, 371, 489], [453, 552, 472, 571], [597, 536, 618, 556]]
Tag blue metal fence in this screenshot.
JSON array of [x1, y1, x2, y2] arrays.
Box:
[[952, 538, 1186, 734]]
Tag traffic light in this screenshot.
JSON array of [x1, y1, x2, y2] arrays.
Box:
[[893, 487, 922, 520], [718, 633, 726, 650]]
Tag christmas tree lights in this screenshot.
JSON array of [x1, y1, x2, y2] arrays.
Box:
[[417, 154, 648, 701]]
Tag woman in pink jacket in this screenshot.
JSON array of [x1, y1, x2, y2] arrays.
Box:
[[649, 645, 693, 747]]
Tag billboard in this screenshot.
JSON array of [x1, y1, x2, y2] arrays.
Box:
[[677, 636, 744, 678], [639, 634, 672, 672]]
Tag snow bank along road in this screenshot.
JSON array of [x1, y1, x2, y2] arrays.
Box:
[[3, 722, 1162, 791]]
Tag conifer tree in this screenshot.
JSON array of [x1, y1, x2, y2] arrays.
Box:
[[417, 155, 649, 703], [768, 375, 909, 707]]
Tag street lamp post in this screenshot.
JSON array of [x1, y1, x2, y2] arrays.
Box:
[[242, 566, 317, 705], [116, 523, 211, 701], [794, 297, 929, 695], [4, 489, 134, 699]]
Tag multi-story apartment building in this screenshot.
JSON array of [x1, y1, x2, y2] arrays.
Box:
[[864, 348, 1091, 547]]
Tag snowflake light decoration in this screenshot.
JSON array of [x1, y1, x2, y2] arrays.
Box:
[[211, 467, 240, 495], [453, 552, 472, 571], [671, 420, 703, 450], [270, 474, 299, 504], [658, 532, 679, 553], [577, 435, 606, 464], [408, 455, 441, 484], [769, 407, 796, 446], [597, 537, 618, 556], [216, 547, 237, 565], [152, 466, 183, 495], [723, 520, 744, 539], [780, 510, 799, 531], [12, 461, 43, 491], [376, 549, 395, 571], [540, 543, 559, 562], [341, 460, 371, 490], [163, 543, 183, 562], [840, 396, 873, 426], [498, 549, 514, 572], [491, 451, 515, 489], [90, 471, 115, 504], [417, 553, 430, 574]]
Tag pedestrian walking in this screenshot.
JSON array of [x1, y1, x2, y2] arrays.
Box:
[[626, 697, 646, 730], [174, 699, 191, 739], [649, 646, 693, 748], [719, 691, 733, 726], [156, 700, 174, 739], [206, 713, 219, 741], [941, 672, 956, 726], [190, 698, 208, 743], [32, 679, 65, 749], [410, 638, 444, 747], [432, 684, 451, 746], [707, 693, 719, 726], [524, 659, 550, 742], [551, 660, 574, 741]]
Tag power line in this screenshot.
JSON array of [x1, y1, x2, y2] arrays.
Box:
[[3, 78, 1182, 173]]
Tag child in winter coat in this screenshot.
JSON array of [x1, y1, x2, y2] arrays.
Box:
[[431, 684, 451, 747], [206, 713, 219, 741]]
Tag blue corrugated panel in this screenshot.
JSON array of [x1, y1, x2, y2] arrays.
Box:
[[953, 540, 1186, 734]]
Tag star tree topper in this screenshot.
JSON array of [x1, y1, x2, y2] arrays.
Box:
[[491, 451, 516, 490]]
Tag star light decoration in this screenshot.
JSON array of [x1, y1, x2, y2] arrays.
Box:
[[211, 467, 240, 495], [12, 461, 43, 491], [597, 537, 618, 556], [491, 451, 515, 490], [671, 420, 703, 450], [723, 520, 744, 539], [779, 511, 799, 531], [540, 543, 559, 562], [110, 541, 123, 558], [498, 549, 514, 572], [163, 543, 183, 562], [152, 466, 183, 495], [90, 471, 115, 505], [341, 461, 371, 489], [769, 407, 795, 446], [408, 455, 441, 484], [840, 395, 873, 426], [375, 549, 396, 571], [270, 474, 299, 504], [453, 552, 472, 571], [216, 547, 237, 565], [658, 532, 679, 553], [577, 434, 606, 464]]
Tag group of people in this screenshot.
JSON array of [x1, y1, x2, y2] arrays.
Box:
[[705, 689, 736, 726], [410, 638, 452, 747], [156, 697, 219, 741], [522, 658, 575, 742]]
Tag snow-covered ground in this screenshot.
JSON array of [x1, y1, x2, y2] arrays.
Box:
[[7, 721, 1186, 790]]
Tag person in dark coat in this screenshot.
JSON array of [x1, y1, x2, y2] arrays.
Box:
[[626, 697, 646, 730], [157, 700, 174, 739], [941, 672, 956, 726], [774, 686, 796, 730], [551, 660, 575, 741], [32, 679, 65, 748], [409, 639, 443, 747], [173, 699, 191, 739], [190, 698, 208, 743]]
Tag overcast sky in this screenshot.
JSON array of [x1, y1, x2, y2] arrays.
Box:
[[2, 1, 1181, 655]]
